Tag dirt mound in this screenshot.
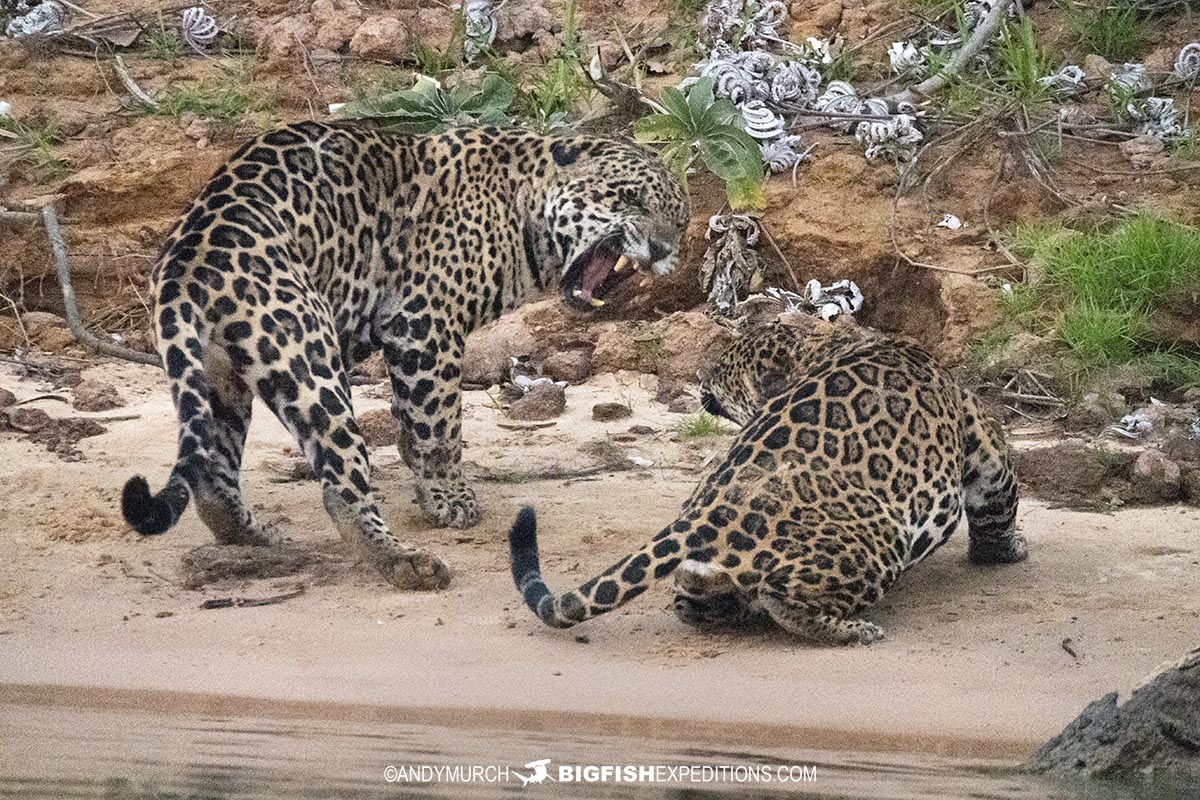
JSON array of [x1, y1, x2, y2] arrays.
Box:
[[179, 540, 358, 590]]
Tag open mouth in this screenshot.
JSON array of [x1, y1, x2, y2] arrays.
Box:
[[562, 236, 652, 310]]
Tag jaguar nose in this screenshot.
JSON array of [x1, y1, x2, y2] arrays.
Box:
[[647, 238, 672, 263]]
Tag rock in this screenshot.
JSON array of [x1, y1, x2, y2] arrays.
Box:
[[1143, 46, 1177, 74], [0, 387, 15, 408], [311, 0, 364, 51], [349, 10, 454, 62], [1127, 450, 1182, 503], [462, 313, 538, 387], [668, 395, 700, 414], [542, 349, 592, 384], [1181, 466, 1200, 504], [7, 406, 51, 432], [1015, 441, 1128, 508], [348, 15, 407, 61], [1027, 647, 1200, 780], [656, 311, 736, 382], [1183, 388, 1200, 404], [592, 402, 632, 422], [938, 276, 1006, 362], [494, 0, 557, 54], [1082, 54, 1113, 81], [352, 352, 388, 382], [591, 323, 639, 374], [356, 408, 397, 447], [255, 14, 316, 64], [1163, 429, 1200, 464], [1065, 391, 1126, 432], [72, 380, 124, 412], [1120, 135, 1167, 170], [508, 383, 565, 421], [20, 310, 68, 342], [975, 331, 1052, 378]]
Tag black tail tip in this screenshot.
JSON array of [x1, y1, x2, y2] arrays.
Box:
[[509, 506, 538, 549], [121, 475, 173, 536]]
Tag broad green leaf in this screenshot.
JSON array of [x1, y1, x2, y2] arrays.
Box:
[[685, 76, 716, 126], [633, 113, 690, 143], [725, 174, 767, 210], [658, 86, 693, 127]]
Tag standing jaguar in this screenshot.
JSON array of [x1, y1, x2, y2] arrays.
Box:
[[121, 121, 688, 590], [510, 317, 1026, 643]]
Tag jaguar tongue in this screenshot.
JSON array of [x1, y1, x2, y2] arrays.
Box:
[[578, 249, 618, 303]]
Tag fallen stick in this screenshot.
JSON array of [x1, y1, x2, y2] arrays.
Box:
[[43, 205, 162, 367], [885, 0, 1015, 106], [200, 587, 306, 610]]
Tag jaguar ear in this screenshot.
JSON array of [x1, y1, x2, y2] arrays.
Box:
[[758, 368, 790, 400]]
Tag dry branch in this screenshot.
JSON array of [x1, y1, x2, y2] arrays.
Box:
[[42, 206, 162, 367], [885, 0, 1015, 106]]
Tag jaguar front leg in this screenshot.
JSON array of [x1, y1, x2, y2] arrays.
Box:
[[383, 328, 479, 529]]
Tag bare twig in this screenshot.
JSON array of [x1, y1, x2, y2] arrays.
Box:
[[43, 206, 162, 367], [113, 55, 158, 108], [886, 0, 1015, 106], [758, 224, 802, 294]]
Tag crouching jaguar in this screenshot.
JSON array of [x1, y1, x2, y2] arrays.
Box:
[[510, 317, 1026, 643], [121, 121, 687, 590]]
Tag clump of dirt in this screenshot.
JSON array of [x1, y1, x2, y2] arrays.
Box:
[[179, 540, 357, 590], [72, 379, 124, 412], [1, 405, 106, 460]]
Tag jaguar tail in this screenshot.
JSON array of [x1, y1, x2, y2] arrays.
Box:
[[509, 506, 686, 628], [121, 310, 212, 536]]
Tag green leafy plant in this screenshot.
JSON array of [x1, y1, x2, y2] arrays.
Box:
[[677, 411, 727, 438], [634, 76, 766, 210], [333, 73, 515, 133]]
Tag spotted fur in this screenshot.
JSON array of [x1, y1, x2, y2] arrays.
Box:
[[510, 318, 1026, 643], [121, 122, 687, 589]]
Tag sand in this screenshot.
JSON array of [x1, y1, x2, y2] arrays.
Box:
[[1, 360, 1197, 759]]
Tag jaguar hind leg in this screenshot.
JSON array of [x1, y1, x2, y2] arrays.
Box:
[[759, 529, 892, 646], [672, 559, 765, 629], [383, 326, 478, 529], [192, 375, 280, 547], [248, 314, 452, 590], [961, 392, 1026, 565], [759, 590, 884, 646]]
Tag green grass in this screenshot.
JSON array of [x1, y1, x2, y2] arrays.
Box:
[[1001, 214, 1200, 382], [1062, 0, 1146, 63], [525, 0, 588, 118], [1142, 351, 1200, 389], [677, 411, 726, 438], [149, 63, 275, 128], [1037, 216, 1200, 312], [992, 18, 1055, 105], [145, 13, 186, 60], [0, 115, 72, 178]]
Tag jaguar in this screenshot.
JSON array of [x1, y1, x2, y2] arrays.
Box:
[[121, 121, 688, 590], [509, 316, 1026, 643]]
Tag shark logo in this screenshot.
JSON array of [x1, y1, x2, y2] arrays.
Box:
[[515, 758, 555, 787]]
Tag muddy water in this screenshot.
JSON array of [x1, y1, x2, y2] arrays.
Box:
[[0, 687, 1187, 799]]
